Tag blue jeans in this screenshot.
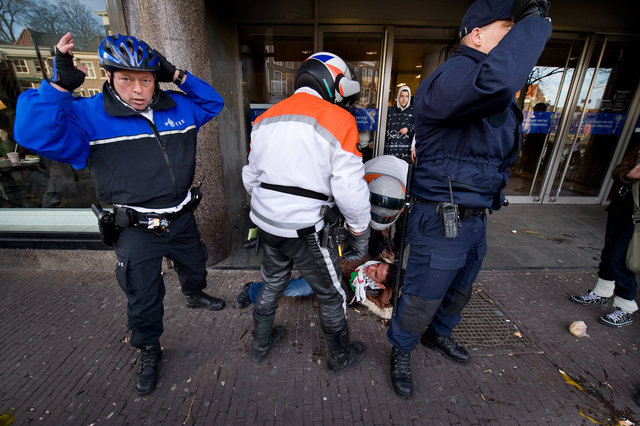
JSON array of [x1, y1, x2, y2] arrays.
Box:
[[599, 212, 637, 301], [249, 276, 314, 303]]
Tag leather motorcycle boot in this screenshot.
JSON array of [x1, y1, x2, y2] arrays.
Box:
[[325, 325, 366, 375], [390, 346, 412, 398], [421, 328, 470, 364], [185, 290, 225, 311], [250, 311, 287, 362], [136, 342, 162, 395]]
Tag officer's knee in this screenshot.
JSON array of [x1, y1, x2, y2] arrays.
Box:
[[446, 286, 473, 315], [398, 294, 442, 335]]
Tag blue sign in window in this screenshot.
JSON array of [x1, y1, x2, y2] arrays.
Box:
[[522, 111, 627, 135], [350, 107, 378, 131]]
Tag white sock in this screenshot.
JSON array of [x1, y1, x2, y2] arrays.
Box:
[[593, 278, 615, 298], [612, 296, 638, 314]]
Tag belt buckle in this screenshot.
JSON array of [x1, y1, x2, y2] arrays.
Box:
[[146, 216, 169, 230]]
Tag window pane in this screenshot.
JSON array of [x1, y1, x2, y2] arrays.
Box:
[[0, 0, 108, 211]]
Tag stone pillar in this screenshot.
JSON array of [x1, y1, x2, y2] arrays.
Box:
[[121, 0, 231, 264]]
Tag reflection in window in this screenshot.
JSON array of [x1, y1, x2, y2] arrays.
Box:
[[0, 0, 108, 209], [238, 24, 314, 152], [13, 59, 28, 74], [79, 61, 96, 79]]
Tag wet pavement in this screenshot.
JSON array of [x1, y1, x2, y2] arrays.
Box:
[[1, 203, 639, 424]]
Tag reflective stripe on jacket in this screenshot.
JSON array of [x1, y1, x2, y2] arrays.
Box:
[[14, 73, 223, 209], [242, 88, 370, 238]]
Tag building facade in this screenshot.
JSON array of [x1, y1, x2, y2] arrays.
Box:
[[1, 0, 639, 261]]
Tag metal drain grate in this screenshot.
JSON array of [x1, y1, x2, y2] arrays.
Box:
[[452, 288, 534, 349]]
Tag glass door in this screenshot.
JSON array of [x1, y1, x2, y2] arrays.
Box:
[[506, 35, 586, 201], [545, 36, 640, 203], [320, 26, 386, 162], [385, 27, 459, 160], [507, 34, 640, 204]]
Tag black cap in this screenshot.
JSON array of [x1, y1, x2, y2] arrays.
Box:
[[459, 0, 515, 38]]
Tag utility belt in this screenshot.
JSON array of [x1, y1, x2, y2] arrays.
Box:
[[91, 184, 203, 246], [117, 186, 202, 230], [260, 182, 345, 246], [415, 199, 487, 221]]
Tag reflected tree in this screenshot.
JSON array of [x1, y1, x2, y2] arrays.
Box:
[[0, 0, 104, 49], [0, 0, 36, 43], [517, 67, 564, 110], [23, 0, 104, 50]]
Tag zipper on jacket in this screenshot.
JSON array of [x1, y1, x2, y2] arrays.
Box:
[[146, 119, 178, 199]]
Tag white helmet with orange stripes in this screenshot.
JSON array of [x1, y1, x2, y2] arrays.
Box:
[[295, 52, 360, 106], [364, 155, 408, 230]]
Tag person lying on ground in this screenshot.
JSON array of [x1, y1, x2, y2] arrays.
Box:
[[235, 260, 399, 319]]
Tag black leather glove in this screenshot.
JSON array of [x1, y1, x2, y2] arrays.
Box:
[[50, 48, 85, 91], [343, 226, 371, 262], [511, 0, 550, 22], [155, 51, 177, 83]]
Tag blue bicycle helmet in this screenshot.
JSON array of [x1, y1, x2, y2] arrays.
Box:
[[98, 34, 160, 72]]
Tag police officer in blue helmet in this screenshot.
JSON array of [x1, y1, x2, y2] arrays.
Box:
[[14, 32, 226, 395], [387, 0, 552, 398]]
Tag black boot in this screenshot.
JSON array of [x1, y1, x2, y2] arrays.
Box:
[[136, 342, 162, 395], [421, 327, 470, 364], [186, 291, 225, 311], [325, 325, 366, 375], [390, 346, 412, 398], [235, 282, 252, 309], [251, 311, 287, 361]]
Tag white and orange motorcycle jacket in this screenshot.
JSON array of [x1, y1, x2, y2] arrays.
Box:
[[242, 87, 370, 238]]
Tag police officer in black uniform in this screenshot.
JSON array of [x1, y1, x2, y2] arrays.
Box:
[[386, 0, 552, 398]]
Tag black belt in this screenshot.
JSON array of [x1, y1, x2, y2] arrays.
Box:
[[414, 199, 486, 221], [260, 182, 334, 202], [115, 187, 202, 230], [116, 207, 187, 231], [296, 225, 318, 237]]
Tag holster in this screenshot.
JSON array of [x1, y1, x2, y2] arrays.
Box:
[[187, 184, 203, 212], [319, 205, 342, 248], [91, 204, 120, 247]]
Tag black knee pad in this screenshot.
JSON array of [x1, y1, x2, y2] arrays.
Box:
[[446, 286, 473, 315], [398, 294, 442, 335]]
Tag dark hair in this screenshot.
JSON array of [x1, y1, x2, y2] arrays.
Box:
[[382, 261, 404, 287]]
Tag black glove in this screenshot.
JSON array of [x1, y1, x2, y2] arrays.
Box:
[[511, 0, 550, 22], [155, 51, 177, 83], [50, 48, 85, 91], [343, 226, 371, 262]]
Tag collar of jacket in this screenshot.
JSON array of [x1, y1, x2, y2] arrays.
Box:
[[102, 81, 177, 117], [457, 44, 488, 63]]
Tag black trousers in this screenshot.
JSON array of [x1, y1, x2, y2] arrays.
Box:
[[254, 229, 348, 336], [114, 211, 209, 347]]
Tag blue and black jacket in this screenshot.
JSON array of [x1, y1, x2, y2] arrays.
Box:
[[14, 73, 224, 209], [412, 15, 552, 210]]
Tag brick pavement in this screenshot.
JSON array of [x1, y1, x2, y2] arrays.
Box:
[[1, 266, 639, 425]]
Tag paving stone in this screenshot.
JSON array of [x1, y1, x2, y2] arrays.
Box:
[[2, 254, 640, 423]]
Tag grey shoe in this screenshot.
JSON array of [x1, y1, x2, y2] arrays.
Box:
[[570, 290, 609, 307], [599, 309, 633, 328]]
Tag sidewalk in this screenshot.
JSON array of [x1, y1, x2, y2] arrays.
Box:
[[1, 204, 639, 424]]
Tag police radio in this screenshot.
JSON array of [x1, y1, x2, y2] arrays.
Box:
[[437, 177, 460, 239]]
